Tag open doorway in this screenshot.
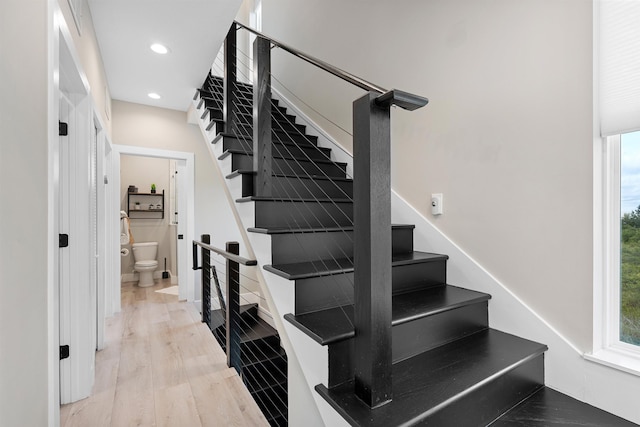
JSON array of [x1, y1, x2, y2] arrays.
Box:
[[110, 145, 195, 308]]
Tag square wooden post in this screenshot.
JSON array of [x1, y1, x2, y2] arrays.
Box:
[[352, 92, 392, 408]]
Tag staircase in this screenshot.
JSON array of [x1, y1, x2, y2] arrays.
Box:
[[209, 303, 288, 426], [195, 25, 637, 425]]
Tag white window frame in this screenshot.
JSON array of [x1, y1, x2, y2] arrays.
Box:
[[588, 134, 640, 375]]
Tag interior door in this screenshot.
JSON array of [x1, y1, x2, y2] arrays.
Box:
[[58, 95, 72, 403]]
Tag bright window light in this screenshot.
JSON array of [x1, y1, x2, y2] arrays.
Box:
[[150, 43, 169, 55]]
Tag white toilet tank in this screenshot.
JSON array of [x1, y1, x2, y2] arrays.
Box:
[[132, 242, 158, 262]]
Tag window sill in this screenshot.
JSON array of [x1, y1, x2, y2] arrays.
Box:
[[584, 346, 640, 377]]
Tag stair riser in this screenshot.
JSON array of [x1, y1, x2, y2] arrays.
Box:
[[243, 365, 286, 395], [424, 355, 544, 426], [214, 328, 281, 357], [236, 116, 306, 134], [327, 303, 489, 387], [230, 128, 316, 145], [210, 306, 259, 330], [235, 173, 353, 199], [243, 356, 288, 387], [223, 138, 330, 161], [252, 385, 288, 423], [294, 260, 448, 314], [252, 200, 353, 229], [269, 227, 414, 265], [229, 153, 346, 178]]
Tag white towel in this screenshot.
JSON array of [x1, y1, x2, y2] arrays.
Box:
[[120, 213, 134, 245]]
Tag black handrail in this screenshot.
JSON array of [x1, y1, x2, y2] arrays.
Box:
[[234, 21, 428, 112], [193, 235, 255, 373], [193, 239, 257, 267], [234, 21, 387, 94]]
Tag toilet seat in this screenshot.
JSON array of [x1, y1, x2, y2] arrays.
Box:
[[135, 260, 158, 269]]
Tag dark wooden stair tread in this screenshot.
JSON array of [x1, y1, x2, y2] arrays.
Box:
[[265, 251, 447, 280], [210, 303, 258, 330], [236, 196, 353, 203], [226, 169, 353, 182], [492, 387, 637, 426], [248, 223, 414, 235], [284, 285, 490, 345], [316, 329, 547, 427], [218, 149, 341, 166]]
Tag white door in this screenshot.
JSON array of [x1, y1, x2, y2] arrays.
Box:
[[59, 95, 72, 403]]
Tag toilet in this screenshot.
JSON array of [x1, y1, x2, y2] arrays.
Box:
[[132, 242, 159, 287]]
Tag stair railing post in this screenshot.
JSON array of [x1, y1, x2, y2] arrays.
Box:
[[225, 241, 243, 374], [223, 24, 238, 135], [200, 234, 212, 330], [252, 35, 272, 197], [353, 92, 393, 408]]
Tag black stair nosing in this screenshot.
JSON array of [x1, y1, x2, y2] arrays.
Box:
[[265, 251, 448, 281], [248, 224, 414, 235], [284, 284, 490, 346], [236, 196, 353, 203], [218, 149, 342, 168], [315, 329, 548, 427], [490, 386, 639, 426]]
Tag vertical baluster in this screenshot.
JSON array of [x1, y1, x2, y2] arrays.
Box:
[[201, 234, 212, 330], [353, 92, 393, 408], [226, 241, 242, 373], [224, 24, 238, 135], [253, 36, 272, 197]]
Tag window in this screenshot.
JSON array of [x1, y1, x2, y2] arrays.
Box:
[[620, 131, 640, 346], [590, 0, 640, 372]]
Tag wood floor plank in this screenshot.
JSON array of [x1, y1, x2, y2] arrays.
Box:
[[154, 383, 203, 427], [61, 279, 268, 427]]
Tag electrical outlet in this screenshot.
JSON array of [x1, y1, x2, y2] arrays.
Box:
[[431, 193, 443, 215]]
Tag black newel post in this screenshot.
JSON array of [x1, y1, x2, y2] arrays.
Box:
[[353, 91, 393, 408], [200, 234, 212, 330], [252, 36, 272, 197], [225, 241, 242, 373], [223, 25, 238, 135]]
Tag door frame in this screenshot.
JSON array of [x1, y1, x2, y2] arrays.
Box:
[[110, 145, 196, 305], [54, 6, 96, 406]]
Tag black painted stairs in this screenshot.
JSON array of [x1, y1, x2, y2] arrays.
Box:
[[197, 74, 636, 426], [209, 304, 288, 426]]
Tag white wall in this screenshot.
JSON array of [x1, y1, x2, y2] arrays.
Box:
[[59, 0, 112, 137], [262, 0, 595, 350], [0, 0, 50, 425], [112, 100, 258, 299], [120, 155, 174, 276]]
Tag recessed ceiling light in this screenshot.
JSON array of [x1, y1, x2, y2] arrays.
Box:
[[150, 43, 169, 54], [148, 93, 161, 100]]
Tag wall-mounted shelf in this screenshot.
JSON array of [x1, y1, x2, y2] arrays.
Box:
[[127, 190, 164, 219]]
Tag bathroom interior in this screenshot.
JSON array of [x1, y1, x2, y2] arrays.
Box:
[[120, 155, 179, 289]]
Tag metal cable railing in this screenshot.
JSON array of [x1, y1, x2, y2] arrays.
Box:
[[198, 20, 429, 410], [192, 236, 288, 424]]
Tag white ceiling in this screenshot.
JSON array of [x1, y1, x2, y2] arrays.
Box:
[[88, 0, 242, 112]]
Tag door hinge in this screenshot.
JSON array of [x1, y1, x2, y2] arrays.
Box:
[[59, 234, 69, 248], [60, 345, 70, 360], [59, 121, 68, 136], [178, 234, 184, 240]]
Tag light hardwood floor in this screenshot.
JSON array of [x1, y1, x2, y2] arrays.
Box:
[[60, 279, 269, 427]]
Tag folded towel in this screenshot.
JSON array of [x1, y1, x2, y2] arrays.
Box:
[[120, 216, 134, 245]]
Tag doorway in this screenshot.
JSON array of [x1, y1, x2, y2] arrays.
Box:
[[110, 145, 195, 307]]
